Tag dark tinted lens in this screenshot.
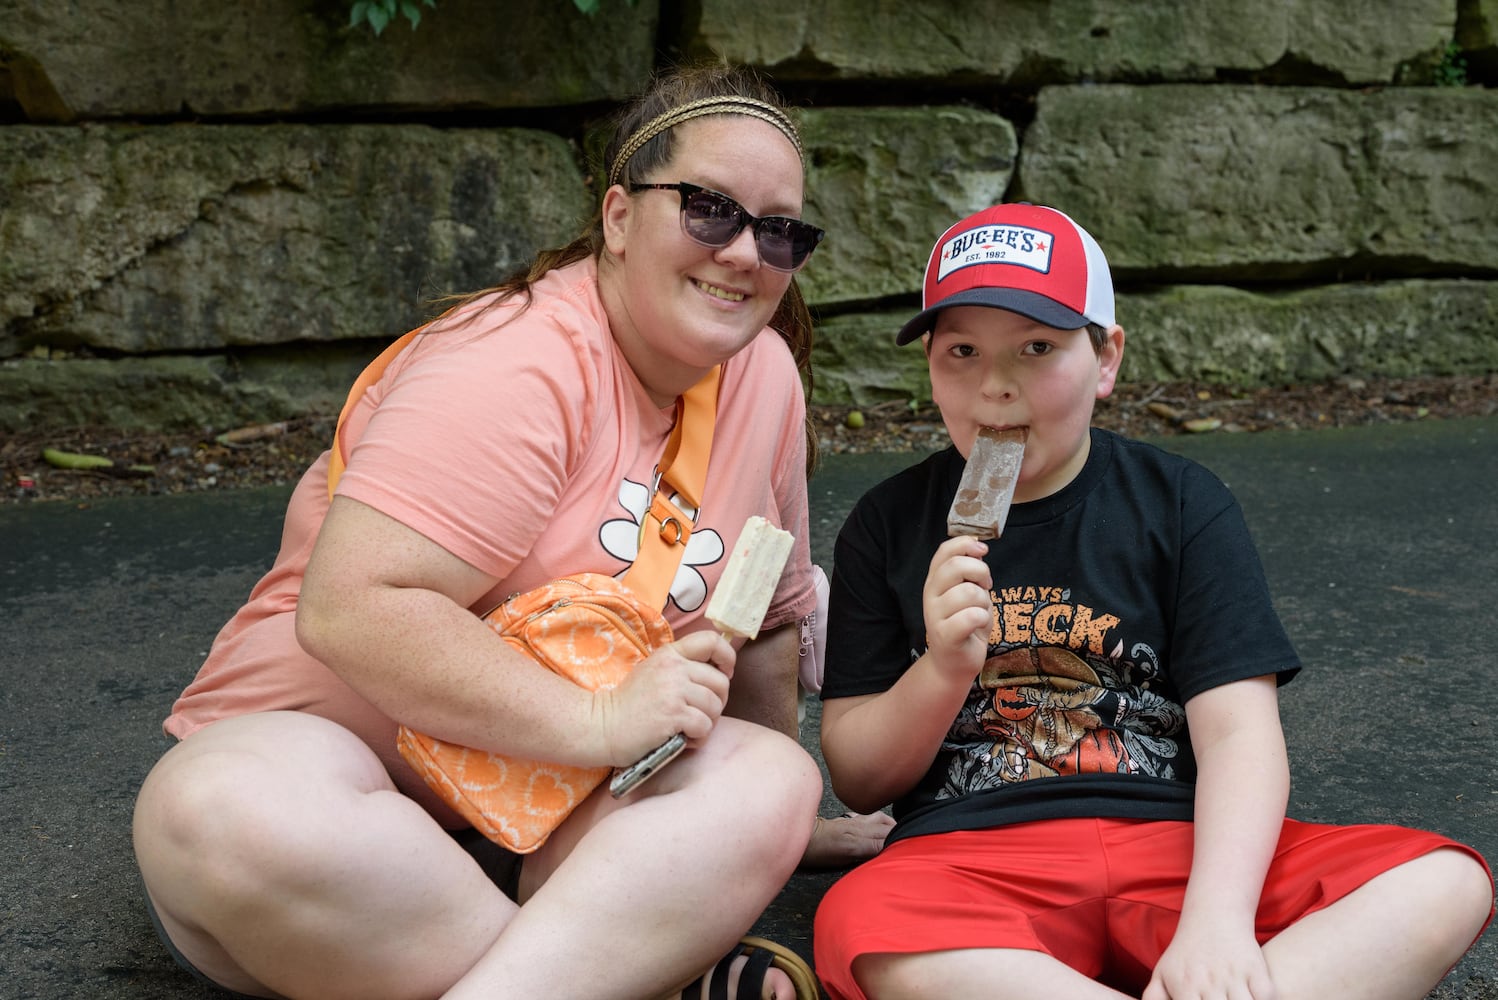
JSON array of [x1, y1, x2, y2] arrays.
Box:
[[681, 189, 745, 246], [754, 216, 823, 271], [677, 185, 823, 271]]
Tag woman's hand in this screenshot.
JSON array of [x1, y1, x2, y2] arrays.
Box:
[[596, 630, 736, 764]]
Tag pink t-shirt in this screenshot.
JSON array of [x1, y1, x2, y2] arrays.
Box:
[[166, 259, 816, 794]]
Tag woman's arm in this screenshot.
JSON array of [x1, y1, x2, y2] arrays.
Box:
[[296, 495, 733, 767], [725, 621, 801, 739], [1144, 673, 1289, 1000]]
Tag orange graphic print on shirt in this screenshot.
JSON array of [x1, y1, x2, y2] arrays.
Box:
[[978, 647, 1132, 781], [937, 591, 1187, 799]]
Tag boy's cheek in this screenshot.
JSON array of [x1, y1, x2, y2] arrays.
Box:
[[928, 393, 970, 453]]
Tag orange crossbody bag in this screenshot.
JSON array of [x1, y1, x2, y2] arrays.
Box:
[[325, 326, 719, 852]]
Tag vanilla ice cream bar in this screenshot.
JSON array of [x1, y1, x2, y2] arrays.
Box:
[[705, 515, 795, 640], [947, 427, 1027, 540]]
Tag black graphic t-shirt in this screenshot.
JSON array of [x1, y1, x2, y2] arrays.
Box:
[[820, 429, 1300, 845]]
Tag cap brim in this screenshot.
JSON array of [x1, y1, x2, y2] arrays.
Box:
[[894, 288, 1092, 345]]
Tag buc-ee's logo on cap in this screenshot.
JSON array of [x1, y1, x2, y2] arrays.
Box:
[[937, 224, 1055, 283]]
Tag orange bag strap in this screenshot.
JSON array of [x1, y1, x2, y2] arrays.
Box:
[[326, 326, 424, 493], [325, 331, 719, 612], [628, 364, 720, 609]]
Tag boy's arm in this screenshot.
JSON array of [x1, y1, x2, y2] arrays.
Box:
[[1144, 673, 1289, 1000], [821, 536, 993, 814], [821, 665, 972, 813]]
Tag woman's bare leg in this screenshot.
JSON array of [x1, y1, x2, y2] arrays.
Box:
[[445, 715, 821, 998], [135, 711, 821, 1000], [133, 712, 515, 999]]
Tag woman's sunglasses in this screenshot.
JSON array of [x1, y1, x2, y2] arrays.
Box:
[[630, 182, 825, 272]]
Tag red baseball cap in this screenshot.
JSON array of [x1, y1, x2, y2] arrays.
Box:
[[895, 203, 1115, 345]]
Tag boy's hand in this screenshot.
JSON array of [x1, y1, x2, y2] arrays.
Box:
[[1143, 917, 1275, 1000], [922, 536, 994, 683]]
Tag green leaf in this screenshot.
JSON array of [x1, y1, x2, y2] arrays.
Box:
[[574, 0, 601, 14], [352, 0, 436, 35], [1435, 42, 1468, 87], [367, 3, 390, 34], [42, 448, 115, 470]]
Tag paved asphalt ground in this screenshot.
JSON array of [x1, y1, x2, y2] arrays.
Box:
[[3, 416, 1495, 998]]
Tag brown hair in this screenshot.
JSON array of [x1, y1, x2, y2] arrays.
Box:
[[923, 319, 1110, 356], [435, 64, 819, 472], [1085, 322, 1107, 353]]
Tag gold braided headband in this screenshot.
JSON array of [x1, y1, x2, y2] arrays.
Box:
[[606, 96, 803, 189]]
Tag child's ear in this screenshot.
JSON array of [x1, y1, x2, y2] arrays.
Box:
[[1096, 324, 1126, 400]]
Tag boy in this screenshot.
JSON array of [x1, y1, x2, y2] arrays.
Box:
[[812, 203, 1493, 999]]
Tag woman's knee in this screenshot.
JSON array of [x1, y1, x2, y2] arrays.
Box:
[[719, 720, 821, 794], [710, 721, 823, 828], [677, 722, 822, 871], [133, 714, 388, 889]]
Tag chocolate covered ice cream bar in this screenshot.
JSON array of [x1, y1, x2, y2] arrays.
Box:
[[947, 427, 1027, 539]]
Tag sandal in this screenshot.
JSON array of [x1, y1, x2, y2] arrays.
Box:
[[684, 935, 821, 1000]]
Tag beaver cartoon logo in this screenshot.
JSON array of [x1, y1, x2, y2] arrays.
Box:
[[937, 611, 1187, 798], [976, 646, 1130, 782]]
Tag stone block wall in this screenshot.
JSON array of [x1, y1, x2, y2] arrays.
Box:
[[2, 0, 1495, 429]]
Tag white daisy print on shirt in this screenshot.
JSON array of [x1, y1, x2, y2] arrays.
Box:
[[599, 476, 725, 612]]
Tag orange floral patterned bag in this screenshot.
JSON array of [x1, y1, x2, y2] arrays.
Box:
[[396, 573, 674, 853]]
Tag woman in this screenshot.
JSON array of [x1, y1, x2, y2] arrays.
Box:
[[134, 64, 853, 1000]]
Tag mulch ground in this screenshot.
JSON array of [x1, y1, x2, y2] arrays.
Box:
[[5, 373, 1496, 506]]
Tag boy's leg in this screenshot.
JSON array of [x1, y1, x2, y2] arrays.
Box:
[[853, 948, 1132, 1000], [1262, 846, 1494, 1000], [814, 821, 1141, 1000], [1098, 819, 1495, 999]]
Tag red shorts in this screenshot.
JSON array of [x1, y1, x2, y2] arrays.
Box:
[[813, 817, 1491, 1000]]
